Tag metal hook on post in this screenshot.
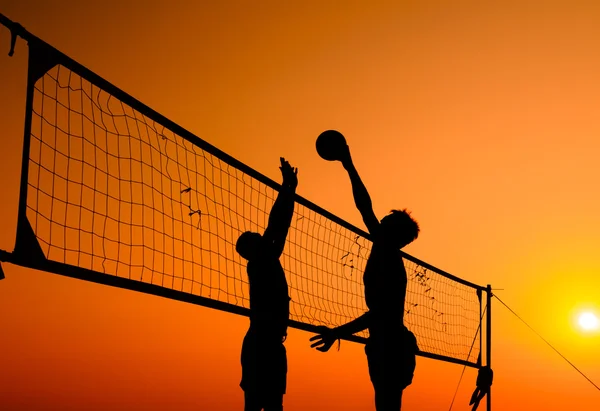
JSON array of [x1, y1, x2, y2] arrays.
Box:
[[0, 13, 24, 57], [9, 26, 16, 56], [8, 22, 24, 57]]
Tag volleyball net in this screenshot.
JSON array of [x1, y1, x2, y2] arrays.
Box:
[[0, 15, 489, 368]]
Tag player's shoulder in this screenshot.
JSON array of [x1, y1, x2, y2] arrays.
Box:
[[246, 247, 278, 269], [369, 221, 383, 237]]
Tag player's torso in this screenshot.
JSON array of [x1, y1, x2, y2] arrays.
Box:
[[363, 241, 407, 337], [247, 252, 290, 336]]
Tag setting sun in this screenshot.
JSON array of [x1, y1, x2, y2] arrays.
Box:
[[578, 312, 599, 331]]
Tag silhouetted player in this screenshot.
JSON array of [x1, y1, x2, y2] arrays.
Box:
[[236, 157, 298, 411], [310, 144, 419, 411]]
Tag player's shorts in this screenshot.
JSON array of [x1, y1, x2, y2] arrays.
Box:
[[365, 330, 418, 392], [240, 331, 287, 396]]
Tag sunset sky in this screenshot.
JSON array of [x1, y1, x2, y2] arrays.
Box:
[[1, 1, 599, 410]]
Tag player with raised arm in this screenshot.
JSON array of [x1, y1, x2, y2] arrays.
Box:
[[310, 131, 420, 411], [236, 157, 298, 411]]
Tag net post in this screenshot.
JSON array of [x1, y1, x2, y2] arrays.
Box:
[[477, 288, 483, 367], [14, 38, 58, 257], [486, 284, 492, 410]]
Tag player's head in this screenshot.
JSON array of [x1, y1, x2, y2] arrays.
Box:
[[236, 231, 262, 260], [380, 209, 420, 249]]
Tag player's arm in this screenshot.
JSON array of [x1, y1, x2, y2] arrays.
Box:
[[309, 312, 370, 352], [263, 157, 298, 257], [339, 146, 379, 234]]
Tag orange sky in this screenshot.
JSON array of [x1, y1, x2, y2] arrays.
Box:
[[0, 1, 599, 410]]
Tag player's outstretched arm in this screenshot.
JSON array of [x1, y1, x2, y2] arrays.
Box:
[[309, 312, 370, 352], [263, 157, 298, 257], [339, 146, 379, 234]]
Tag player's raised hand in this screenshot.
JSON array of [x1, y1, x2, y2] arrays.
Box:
[[280, 157, 298, 190]]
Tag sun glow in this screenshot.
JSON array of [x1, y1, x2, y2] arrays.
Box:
[[578, 312, 599, 331]]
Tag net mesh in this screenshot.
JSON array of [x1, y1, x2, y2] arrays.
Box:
[[24, 64, 481, 364]]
